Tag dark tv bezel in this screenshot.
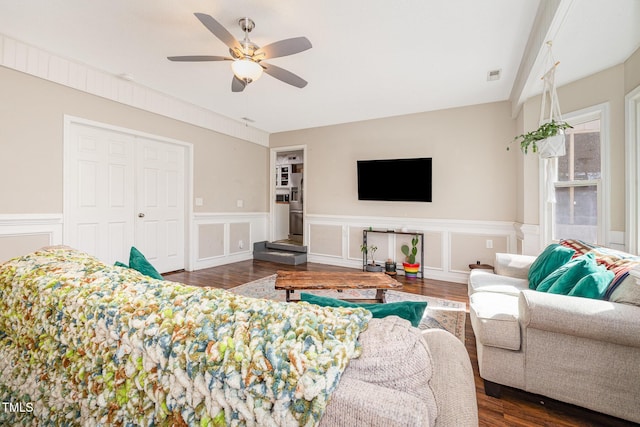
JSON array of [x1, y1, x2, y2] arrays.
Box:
[[357, 157, 432, 203]]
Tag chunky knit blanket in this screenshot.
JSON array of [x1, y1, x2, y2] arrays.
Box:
[[0, 248, 371, 426]]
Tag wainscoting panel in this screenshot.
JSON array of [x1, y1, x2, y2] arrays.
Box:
[[306, 214, 518, 283], [308, 223, 344, 258], [0, 214, 63, 262], [192, 213, 268, 270]]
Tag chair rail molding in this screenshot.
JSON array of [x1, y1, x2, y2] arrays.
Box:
[[0, 214, 64, 254], [305, 214, 518, 284]]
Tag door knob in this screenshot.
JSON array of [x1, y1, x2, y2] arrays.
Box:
[[138, 213, 145, 218]]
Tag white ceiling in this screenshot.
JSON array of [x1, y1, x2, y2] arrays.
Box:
[[0, 0, 639, 134]]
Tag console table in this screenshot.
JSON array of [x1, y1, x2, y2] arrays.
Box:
[[362, 229, 424, 278]]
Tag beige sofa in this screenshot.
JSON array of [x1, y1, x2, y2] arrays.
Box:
[[468, 252, 640, 424], [0, 247, 477, 426]]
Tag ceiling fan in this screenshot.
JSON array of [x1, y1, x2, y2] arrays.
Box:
[[168, 13, 312, 92]]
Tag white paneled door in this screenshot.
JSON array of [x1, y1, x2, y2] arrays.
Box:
[[135, 137, 185, 273], [65, 120, 186, 273]]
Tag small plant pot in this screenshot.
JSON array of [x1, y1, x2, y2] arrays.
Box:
[[385, 261, 396, 273], [402, 262, 420, 278], [365, 264, 384, 272], [538, 133, 566, 159]]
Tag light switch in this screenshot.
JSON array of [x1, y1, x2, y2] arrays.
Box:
[[237, 199, 244, 208], [195, 197, 203, 207]]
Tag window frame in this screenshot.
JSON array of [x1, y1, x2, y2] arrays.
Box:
[[540, 103, 610, 246], [625, 85, 640, 254]]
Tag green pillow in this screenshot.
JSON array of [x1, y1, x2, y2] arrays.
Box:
[[528, 243, 576, 289], [114, 261, 129, 268], [568, 269, 614, 299], [129, 246, 164, 280], [300, 293, 427, 327], [538, 253, 597, 294]]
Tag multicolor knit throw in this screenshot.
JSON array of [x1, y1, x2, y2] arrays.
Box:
[[0, 248, 371, 426]]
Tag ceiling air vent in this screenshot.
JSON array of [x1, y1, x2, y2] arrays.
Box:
[[487, 69, 501, 81]]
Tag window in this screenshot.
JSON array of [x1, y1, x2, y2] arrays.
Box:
[[554, 119, 601, 242], [543, 104, 608, 245]]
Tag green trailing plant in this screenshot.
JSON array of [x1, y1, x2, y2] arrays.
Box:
[[508, 119, 573, 154], [401, 235, 419, 264], [360, 244, 378, 265]]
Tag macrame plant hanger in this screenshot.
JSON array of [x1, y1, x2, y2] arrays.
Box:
[[539, 41, 565, 203]]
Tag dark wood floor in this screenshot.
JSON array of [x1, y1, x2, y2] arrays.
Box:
[[165, 260, 637, 427]]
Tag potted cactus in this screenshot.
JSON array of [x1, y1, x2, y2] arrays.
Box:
[[401, 235, 420, 278]]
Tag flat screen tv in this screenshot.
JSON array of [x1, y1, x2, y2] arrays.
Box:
[[357, 157, 432, 202]]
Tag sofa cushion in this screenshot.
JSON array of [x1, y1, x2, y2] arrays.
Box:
[[468, 269, 529, 296], [300, 293, 427, 327], [608, 273, 640, 307], [536, 253, 596, 293], [469, 292, 520, 350], [528, 243, 576, 290], [567, 268, 614, 299], [128, 246, 164, 280], [560, 239, 640, 299], [546, 254, 601, 295]]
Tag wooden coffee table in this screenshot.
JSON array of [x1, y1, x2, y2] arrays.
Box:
[[275, 270, 403, 303]]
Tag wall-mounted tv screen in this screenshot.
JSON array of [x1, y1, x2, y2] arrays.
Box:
[[357, 157, 432, 202]]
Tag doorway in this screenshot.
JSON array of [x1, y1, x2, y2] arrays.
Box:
[[271, 146, 306, 245], [64, 117, 191, 273]]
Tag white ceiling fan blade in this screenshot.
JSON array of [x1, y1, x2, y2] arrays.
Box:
[[262, 63, 308, 88], [167, 55, 232, 62], [256, 37, 312, 59], [194, 13, 242, 52], [232, 76, 247, 92]]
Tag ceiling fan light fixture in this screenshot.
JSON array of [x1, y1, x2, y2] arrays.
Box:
[[231, 59, 263, 83]]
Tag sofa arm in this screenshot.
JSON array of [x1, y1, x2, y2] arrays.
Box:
[[519, 290, 640, 348], [494, 253, 536, 279], [321, 376, 429, 426], [421, 329, 478, 427]]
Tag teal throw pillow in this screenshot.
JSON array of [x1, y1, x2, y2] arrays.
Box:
[[114, 261, 129, 268], [537, 253, 597, 294], [528, 243, 576, 289], [300, 293, 427, 328], [568, 269, 614, 299], [129, 246, 164, 280]]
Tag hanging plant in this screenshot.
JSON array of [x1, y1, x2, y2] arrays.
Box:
[[508, 41, 573, 158], [508, 119, 572, 155]]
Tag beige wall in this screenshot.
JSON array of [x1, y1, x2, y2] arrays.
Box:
[[272, 102, 517, 280], [0, 66, 268, 215], [625, 47, 640, 93], [271, 101, 517, 221]]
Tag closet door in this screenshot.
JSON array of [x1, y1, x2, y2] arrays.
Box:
[[135, 137, 185, 273], [65, 120, 186, 272], [65, 123, 136, 265]]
